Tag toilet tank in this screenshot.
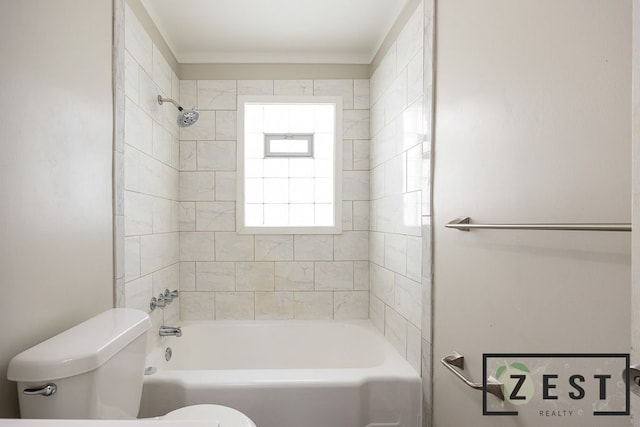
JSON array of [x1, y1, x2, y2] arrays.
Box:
[[7, 308, 152, 419]]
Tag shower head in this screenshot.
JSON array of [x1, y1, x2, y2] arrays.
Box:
[[157, 95, 200, 128]]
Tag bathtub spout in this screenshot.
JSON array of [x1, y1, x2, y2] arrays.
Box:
[[159, 326, 182, 337]]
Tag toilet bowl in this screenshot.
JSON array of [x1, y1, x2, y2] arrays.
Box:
[[7, 309, 256, 426]]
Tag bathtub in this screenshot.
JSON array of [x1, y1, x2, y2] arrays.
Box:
[[139, 320, 421, 427]]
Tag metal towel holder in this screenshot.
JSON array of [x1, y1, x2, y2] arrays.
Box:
[[441, 352, 504, 400], [446, 217, 631, 232]]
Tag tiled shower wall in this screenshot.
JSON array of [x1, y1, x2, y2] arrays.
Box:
[[118, 2, 181, 350], [369, 0, 431, 385], [176, 80, 371, 320]]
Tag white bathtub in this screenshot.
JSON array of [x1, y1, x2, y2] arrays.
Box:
[[139, 320, 421, 427]]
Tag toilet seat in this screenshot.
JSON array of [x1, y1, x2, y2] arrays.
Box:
[[163, 404, 256, 427]]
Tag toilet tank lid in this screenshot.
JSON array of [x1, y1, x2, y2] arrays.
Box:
[[7, 309, 152, 382]]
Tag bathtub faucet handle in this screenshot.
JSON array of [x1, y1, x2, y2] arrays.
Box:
[[163, 289, 179, 300]]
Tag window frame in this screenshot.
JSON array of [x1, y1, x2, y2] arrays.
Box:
[[237, 95, 343, 235]]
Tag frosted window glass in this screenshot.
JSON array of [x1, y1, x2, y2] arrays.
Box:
[[246, 204, 264, 225], [289, 158, 315, 177], [263, 158, 289, 178], [290, 204, 315, 226], [313, 133, 334, 159], [289, 178, 315, 203], [314, 204, 333, 226], [314, 178, 333, 203], [314, 106, 335, 132], [264, 204, 289, 226], [288, 105, 315, 132], [245, 159, 264, 177], [264, 105, 290, 133], [269, 138, 310, 154], [263, 178, 289, 203], [244, 106, 264, 132], [314, 159, 333, 178], [239, 97, 341, 232], [245, 133, 265, 158], [245, 178, 264, 203]]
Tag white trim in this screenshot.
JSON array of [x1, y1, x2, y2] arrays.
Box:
[[237, 96, 343, 235]]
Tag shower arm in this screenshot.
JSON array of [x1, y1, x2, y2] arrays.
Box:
[[157, 95, 183, 111]]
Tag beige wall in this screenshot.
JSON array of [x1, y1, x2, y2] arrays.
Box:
[[632, 0, 640, 423], [0, 0, 114, 417]]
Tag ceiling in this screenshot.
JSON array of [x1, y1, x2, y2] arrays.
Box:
[[140, 0, 408, 64]]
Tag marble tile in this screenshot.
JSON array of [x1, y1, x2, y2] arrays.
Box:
[[406, 235, 422, 282], [151, 264, 179, 297], [180, 80, 197, 108], [236, 262, 274, 291], [179, 110, 215, 141], [385, 305, 408, 357], [125, 274, 153, 313], [124, 98, 152, 155], [385, 233, 407, 275], [315, 261, 353, 290], [180, 291, 215, 320], [124, 3, 152, 75], [140, 234, 164, 275], [198, 80, 237, 110], [407, 322, 422, 374], [343, 110, 370, 139], [124, 235, 141, 282], [152, 45, 172, 98], [354, 261, 369, 291], [354, 79, 370, 110], [353, 139, 370, 171], [342, 139, 353, 171], [421, 277, 432, 341], [371, 165, 385, 200], [274, 80, 313, 96], [179, 232, 215, 261], [294, 235, 333, 260], [275, 262, 314, 291], [406, 143, 422, 193], [152, 122, 173, 166], [139, 153, 163, 198], [138, 69, 164, 125], [396, 2, 424, 72], [179, 261, 196, 291], [293, 292, 333, 319], [195, 201, 235, 231], [124, 50, 139, 104], [215, 292, 254, 319], [385, 71, 408, 125], [215, 111, 237, 140], [353, 201, 370, 230], [179, 171, 215, 201], [342, 201, 353, 230], [334, 291, 369, 319], [256, 292, 294, 320], [196, 261, 235, 291], [314, 80, 353, 109], [334, 231, 369, 261], [214, 232, 254, 261], [343, 171, 370, 201], [215, 171, 237, 201], [238, 80, 274, 96], [407, 49, 424, 105], [370, 263, 394, 306], [197, 141, 236, 171], [124, 191, 153, 236], [179, 202, 196, 231], [369, 294, 385, 334], [394, 274, 422, 327], [370, 43, 396, 104], [369, 231, 385, 266], [255, 235, 294, 261], [152, 197, 172, 233]]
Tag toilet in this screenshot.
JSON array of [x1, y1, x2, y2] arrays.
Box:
[[7, 308, 256, 426]]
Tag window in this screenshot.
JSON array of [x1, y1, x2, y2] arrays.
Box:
[[237, 96, 343, 234]]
